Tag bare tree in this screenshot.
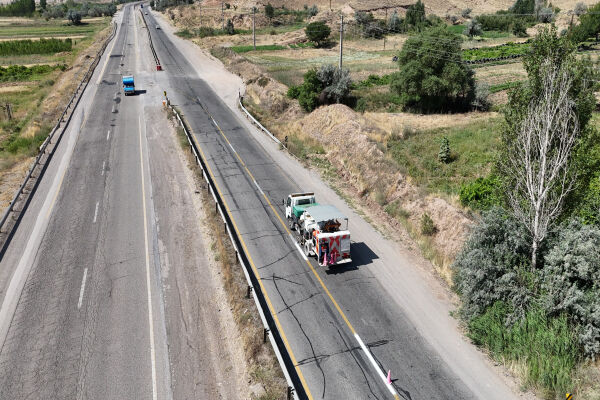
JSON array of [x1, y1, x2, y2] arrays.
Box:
[[505, 60, 579, 268]]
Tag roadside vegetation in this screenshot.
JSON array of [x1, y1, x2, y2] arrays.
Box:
[[0, 5, 111, 206]]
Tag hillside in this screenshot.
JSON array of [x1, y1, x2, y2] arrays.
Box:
[[197, 0, 599, 18]]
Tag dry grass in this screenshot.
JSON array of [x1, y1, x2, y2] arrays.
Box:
[[172, 114, 287, 400]]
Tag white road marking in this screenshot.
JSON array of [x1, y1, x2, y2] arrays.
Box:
[[106, 130, 111, 140], [77, 268, 88, 310], [139, 115, 158, 400], [228, 142, 236, 154], [289, 233, 308, 261], [354, 333, 399, 397], [101, 160, 106, 176], [93, 202, 99, 223], [253, 179, 264, 196]]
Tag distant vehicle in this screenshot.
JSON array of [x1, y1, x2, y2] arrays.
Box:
[[122, 75, 135, 95], [156, 25, 160, 29], [140, 3, 143, 7], [145, 11, 148, 15]]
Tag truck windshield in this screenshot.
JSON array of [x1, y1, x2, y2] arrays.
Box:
[[297, 198, 314, 205]]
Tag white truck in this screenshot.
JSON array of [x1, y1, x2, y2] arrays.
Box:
[[284, 193, 351, 267]]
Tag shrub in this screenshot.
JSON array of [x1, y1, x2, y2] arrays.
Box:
[[438, 136, 450, 163], [459, 175, 502, 210], [542, 221, 600, 358], [392, 26, 475, 113], [472, 82, 491, 111], [264, 3, 274, 20], [388, 11, 402, 32], [225, 19, 234, 35], [574, 2, 587, 16], [537, 7, 554, 22], [67, 9, 82, 25], [512, 19, 528, 37], [404, 0, 426, 31], [578, 175, 600, 225], [420, 213, 436, 235], [463, 19, 482, 37], [305, 21, 330, 47], [306, 5, 318, 17], [453, 207, 532, 321], [461, 8, 472, 18], [317, 64, 351, 103], [296, 69, 323, 112]]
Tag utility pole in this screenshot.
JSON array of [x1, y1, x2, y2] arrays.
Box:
[[252, 6, 256, 50], [339, 14, 344, 70], [221, 2, 224, 31]]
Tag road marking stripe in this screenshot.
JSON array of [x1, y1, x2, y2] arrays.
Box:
[[139, 115, 158, 400], [188, 126, 313, 400], [101, 160, 106, 176], [228, 142, 236, 154], [253, 179, 264, 196], [293, 241, 308, 261], [77, 268, 88, 310], [107, 130, 111, 141], [92, 201, 99, 223], [355, 333, 400, 398]]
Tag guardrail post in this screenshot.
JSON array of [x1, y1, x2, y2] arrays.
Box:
[[263, 328, 269, 343], [287, 386, 293, 400], [246, 285, 252, 299]]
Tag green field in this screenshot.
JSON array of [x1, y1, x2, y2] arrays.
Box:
[[387, 119, 503, 196], [0, 21, 100, 38]]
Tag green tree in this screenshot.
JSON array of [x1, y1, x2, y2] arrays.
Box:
[[388, 10, 402, 32], [67, 9, 82, 25], [569, 2, 600, 43], [39, 0, 46, 10], [512, 19, 528, 37], [391, 26, 475, 113], [305, 21, 330, 47], [264, 3, 274, 20], [463, 19, 482, 37], [404, 0, 426, 31]]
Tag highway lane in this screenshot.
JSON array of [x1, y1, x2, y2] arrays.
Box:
[[146, 10, 478, 400], [0, 5, 171, 399]]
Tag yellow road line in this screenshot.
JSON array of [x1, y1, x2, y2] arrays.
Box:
[[187, 121, 314, 400]]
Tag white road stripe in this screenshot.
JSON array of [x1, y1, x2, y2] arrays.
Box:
[[228, 142, 236, 154], [77, 268, 88, 310], [92, 202, 99, 223], [289, 233, 308, 261], [253, 179, 264, 196], [354, 333, 399, 397], [106, 130, 111, 140], [139, 115, 158, 400], [101, 160, 106, 176]]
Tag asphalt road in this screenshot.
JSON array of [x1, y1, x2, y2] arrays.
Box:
[[144, 9, 488, 400], [0, 4, 525, 400], [0, 6, 171, 399]]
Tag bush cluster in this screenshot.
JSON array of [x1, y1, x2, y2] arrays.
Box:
[[287, 65, 351, 112], [459, 175, 502, 210], [0, 0, 35, 17], [0, 64, 65, 82], [0, 38, 72, 57], [42, 1, 116, 20]]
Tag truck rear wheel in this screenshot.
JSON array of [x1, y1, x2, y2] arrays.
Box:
[[303, 241, 311, 257]]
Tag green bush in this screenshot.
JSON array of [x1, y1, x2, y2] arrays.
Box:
[[542, 221, 600, 358], [0, 0, 35, 17], [462, 42, 529, 61], [287, 85, 301, 99], [305, 21, 330, 47], [0, 38, 72, 57], [459, 175, 502, 210], [454, 207, 532, 321], [468, 301, 579, 396], [438, 136, 450, 163], [420, 213, 436, 235], [578, 174, 600, 225]]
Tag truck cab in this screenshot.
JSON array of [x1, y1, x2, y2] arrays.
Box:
[[285, 192, 316, 229], [122, 75, 135, 96]]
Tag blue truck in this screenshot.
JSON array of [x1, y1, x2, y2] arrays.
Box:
[[122, 75, 135, 95]]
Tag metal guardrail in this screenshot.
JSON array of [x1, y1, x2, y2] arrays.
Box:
[[237, 94, 281, 145], [0, 22, 118, 256], [139, 8, 162, 70], [169, 104, 304, 400]]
